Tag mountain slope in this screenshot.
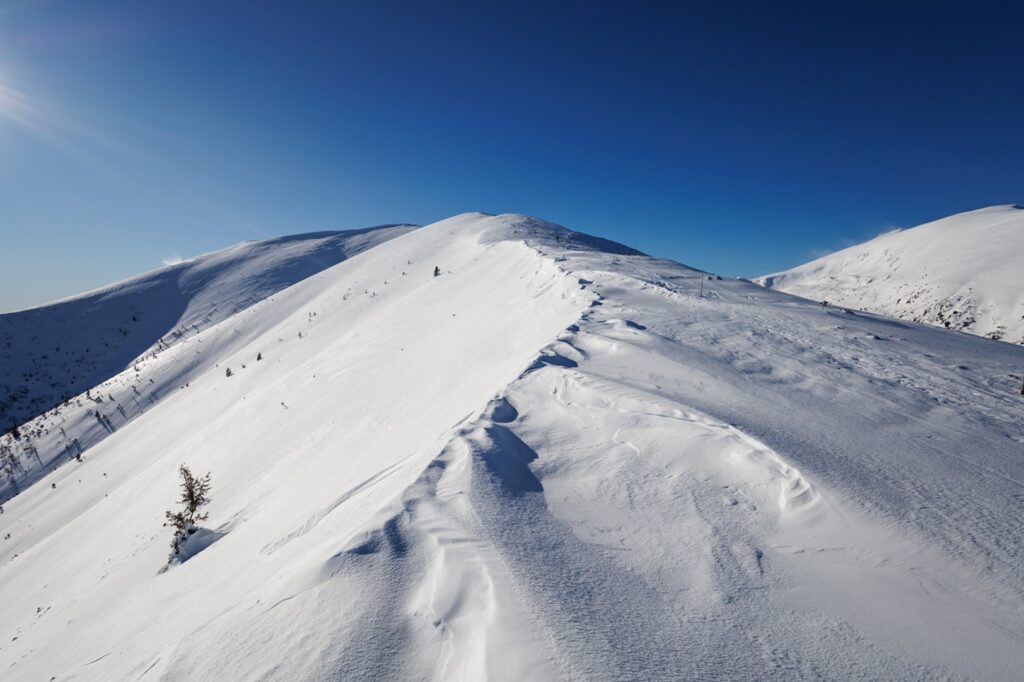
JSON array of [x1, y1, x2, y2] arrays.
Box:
[[0, 213, 1022, 680], [757, 205, 1024, 343], [0, 224, 415, 434]]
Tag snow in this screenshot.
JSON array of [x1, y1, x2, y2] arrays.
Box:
[[757, 205, 1024, 344], [0, 223, 414, 484], [1, 212, 1022, 680]]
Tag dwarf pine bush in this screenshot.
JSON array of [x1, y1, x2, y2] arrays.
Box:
[[165, 465, 212, 558]]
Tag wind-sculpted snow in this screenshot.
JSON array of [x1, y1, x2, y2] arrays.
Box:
[[758, 204, 1024, 344], [0, 212, 1022, 680]]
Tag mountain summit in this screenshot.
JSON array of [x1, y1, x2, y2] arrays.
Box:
[[1, 213, 1022, 680], [757, 205, 1024, 343]]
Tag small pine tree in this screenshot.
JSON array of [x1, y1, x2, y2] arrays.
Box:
[[256, 352, 262, 361], [225, 367, 233, 378], [165, 465, 212, 557]]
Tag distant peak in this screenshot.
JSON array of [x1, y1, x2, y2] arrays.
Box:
[[422, 212, 644, 257], [259, 224, 418, 247]]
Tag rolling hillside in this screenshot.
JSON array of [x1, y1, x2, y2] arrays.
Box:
[[1, 213, 1022, 680], [757, 205, 1024, 344], [0, 224, 415, 437]]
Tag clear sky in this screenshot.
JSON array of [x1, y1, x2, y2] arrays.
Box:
[[1, 1, 1021, 312]]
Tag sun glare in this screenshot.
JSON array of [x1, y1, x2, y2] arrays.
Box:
[[0, 68, 43, 132]]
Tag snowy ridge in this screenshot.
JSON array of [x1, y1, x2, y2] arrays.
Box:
[[757, 205, 1024, 343], [0, 213, 1022, 680], [0, 224, 414, 435]]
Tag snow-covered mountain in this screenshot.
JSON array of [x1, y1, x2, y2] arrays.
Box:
[[0, 224, 415, 436], [1, 213, 1022, 680], [757, 205, 1024, 343]]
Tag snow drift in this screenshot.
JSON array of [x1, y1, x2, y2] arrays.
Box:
[[1, 213, 1022, 680], [757, 205, 1024, 344]]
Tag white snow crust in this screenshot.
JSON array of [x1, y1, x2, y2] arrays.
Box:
[[758, 205, 1024, 344], [0, 224, 414, 434], [1, 212, 1022, 680]]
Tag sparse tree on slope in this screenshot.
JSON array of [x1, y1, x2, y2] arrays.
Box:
[[165, 465, 212, 558]]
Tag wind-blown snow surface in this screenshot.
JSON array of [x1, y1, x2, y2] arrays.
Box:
[[0, 224, 415, 433], [1, 213, 1023, 680], [757, 205, 1024, 344]]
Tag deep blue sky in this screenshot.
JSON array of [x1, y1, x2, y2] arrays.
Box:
[[1, 1, 1021, 311]]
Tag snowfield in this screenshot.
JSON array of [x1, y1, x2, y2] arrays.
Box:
[[1, 213, 1023, 680], [0, 224, 414, 434], [757, 204, 1024, 344]]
